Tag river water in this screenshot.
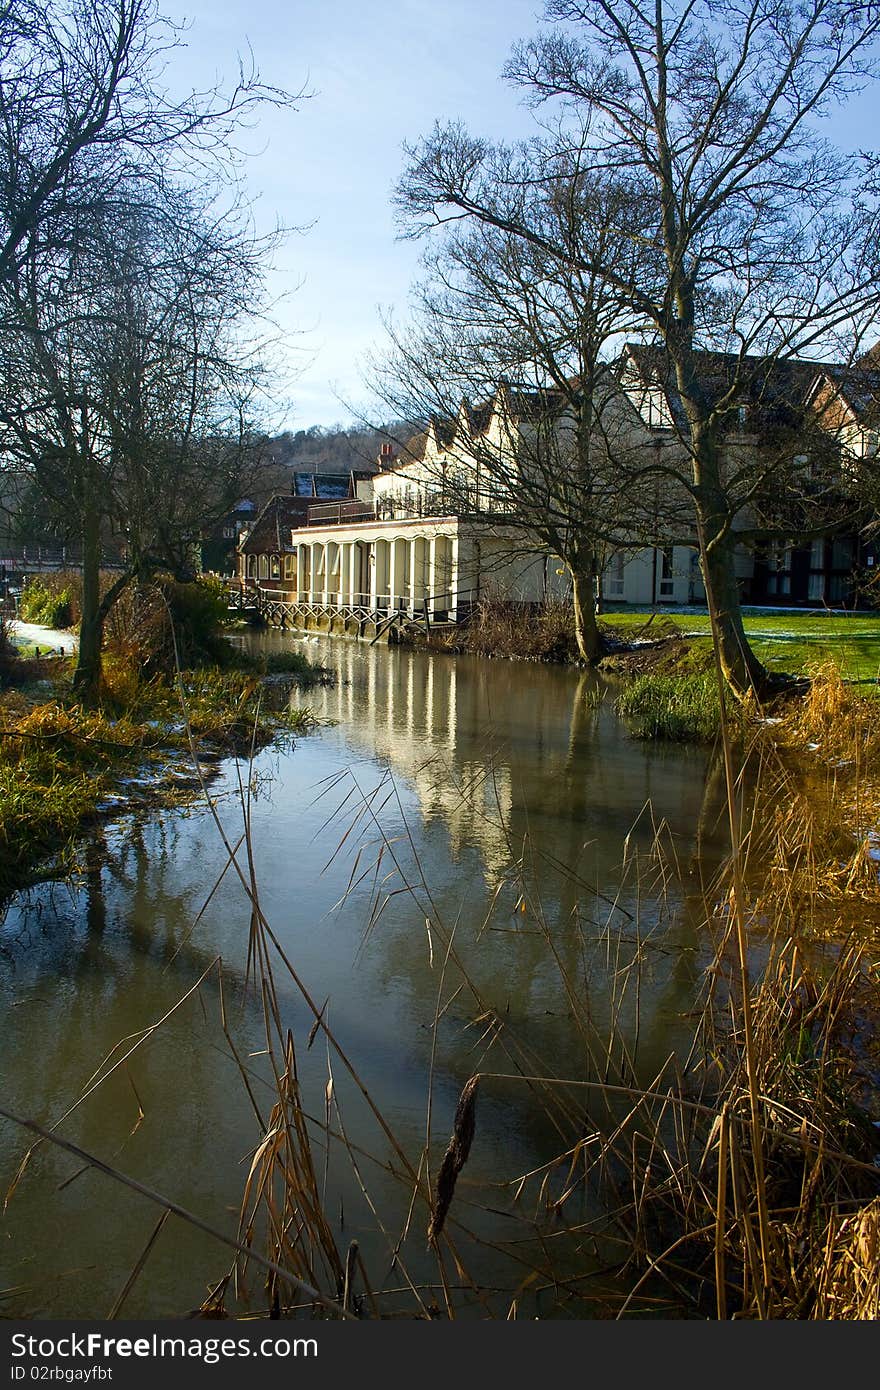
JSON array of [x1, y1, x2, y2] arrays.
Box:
[[0, 635, 729, 1318]]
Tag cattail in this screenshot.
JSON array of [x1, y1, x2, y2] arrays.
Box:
[[428, 1075, 479, 1245]]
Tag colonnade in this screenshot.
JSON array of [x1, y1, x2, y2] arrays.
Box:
[[293, 531, 458, 617]]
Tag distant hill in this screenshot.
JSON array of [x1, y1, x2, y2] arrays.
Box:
[[261, 422, 416, 476], [243, 421, 420, 510]]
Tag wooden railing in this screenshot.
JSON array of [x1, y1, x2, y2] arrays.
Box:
[[223, 582, 479, 637]]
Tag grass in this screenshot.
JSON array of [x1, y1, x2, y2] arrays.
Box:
[[616, 668, 728, 741], [601, 609, 880, 682], [0, 654, 324, 899], [424, 598, 880, 681]]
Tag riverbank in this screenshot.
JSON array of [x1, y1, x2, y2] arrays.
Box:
[[420, 599, 880, 682], [0, 649, 328, 899]]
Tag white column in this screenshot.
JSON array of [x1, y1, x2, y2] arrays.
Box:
[[388, 536, 398, 611], [309, 544, 318, 603], [408, 539, 417, 613], [324, 541, 336, 605], [428, 535, 438, 616], [341, 543, 351, 609], [369, 542, 378, 610], [349, 542, 359, 605], [392, 537, 408, 609], [449, 534, 459, 621]]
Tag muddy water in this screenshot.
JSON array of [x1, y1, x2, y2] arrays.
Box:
[[0, 636, 727, 1317]]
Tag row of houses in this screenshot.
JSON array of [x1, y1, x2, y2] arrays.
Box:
[[230, 343, 880, 624]]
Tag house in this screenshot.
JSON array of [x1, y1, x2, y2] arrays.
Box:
[[236, 344, 879, 625], [748, 347, 880, 606], [238, 472, 377, 592], [200, 499, 257, 576], [241, 409, 573, 623], [616, 343, 880, 609]]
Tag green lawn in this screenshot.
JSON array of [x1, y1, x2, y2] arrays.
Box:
[[9, 635, 60, 658], [600, 609, 880, 681]]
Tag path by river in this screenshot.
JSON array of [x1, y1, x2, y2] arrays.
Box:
[[8, 619, 78, 653], [0, 633, 730, 1317]]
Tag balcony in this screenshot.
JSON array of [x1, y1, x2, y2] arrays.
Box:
[[305, 501, 376, 526]]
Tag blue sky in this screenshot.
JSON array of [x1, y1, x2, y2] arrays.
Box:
[[161, 1, 543, 429], [161, 1, 878, 431]]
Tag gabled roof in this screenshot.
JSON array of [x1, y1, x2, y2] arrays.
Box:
[[387, 386, 569, 475], [620, 342, 828, 433], [811, 355, 880, 428], [239, 495, 305, 555], [622, 342, 821, 400]]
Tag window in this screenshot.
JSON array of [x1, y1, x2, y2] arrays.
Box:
[[659, 547, 675, 599], [808, 572, 825, 601], [284, 554, 296, 579], [270, 556, 280, 579], [258, 555, 269, 580], [222, 526, 235, 539], [607, 552, 626, 597], [832, 538, 853, 570], [767, 542, 792, 596]]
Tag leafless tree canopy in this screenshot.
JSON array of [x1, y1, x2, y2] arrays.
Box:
[[0, 0, 302, 697], [392, 0, 880, 693]]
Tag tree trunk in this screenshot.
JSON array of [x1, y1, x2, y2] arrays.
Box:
[[72, 404, 103, 704], [697, 516, 767, 698], [72, 484, 103, 704], [570, 562, 602, 663]]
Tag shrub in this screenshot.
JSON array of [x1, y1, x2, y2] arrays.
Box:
[[264, 650, 318, 677], [104, 574, 233, 679], [18, 579, 72, 628]]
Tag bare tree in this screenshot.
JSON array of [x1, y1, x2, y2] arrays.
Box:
[[370, 168, 650, 661], [0, 0, 294, 288], [0, 0, 301, 698], [0, 180, 279, 698], [396, 0, 880, 695]]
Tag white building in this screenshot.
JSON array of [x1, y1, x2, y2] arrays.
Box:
[[238, 343, 878, 627]]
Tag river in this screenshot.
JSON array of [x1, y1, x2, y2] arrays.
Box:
[[0, 634, 729, 1318]]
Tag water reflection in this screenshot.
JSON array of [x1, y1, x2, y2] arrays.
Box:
[[289, 638, 717, 899], [1, 635, 730, 1317]]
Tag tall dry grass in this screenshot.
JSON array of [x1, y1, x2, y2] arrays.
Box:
[[430, 594, 578, 663]]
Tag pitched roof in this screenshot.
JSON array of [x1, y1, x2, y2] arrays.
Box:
[[620, 342, 830, 434], [239, 495, 306, 555], [623, 342, 821, 397], [292, 471, 355, 499], [816, 358, 880, 426]]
